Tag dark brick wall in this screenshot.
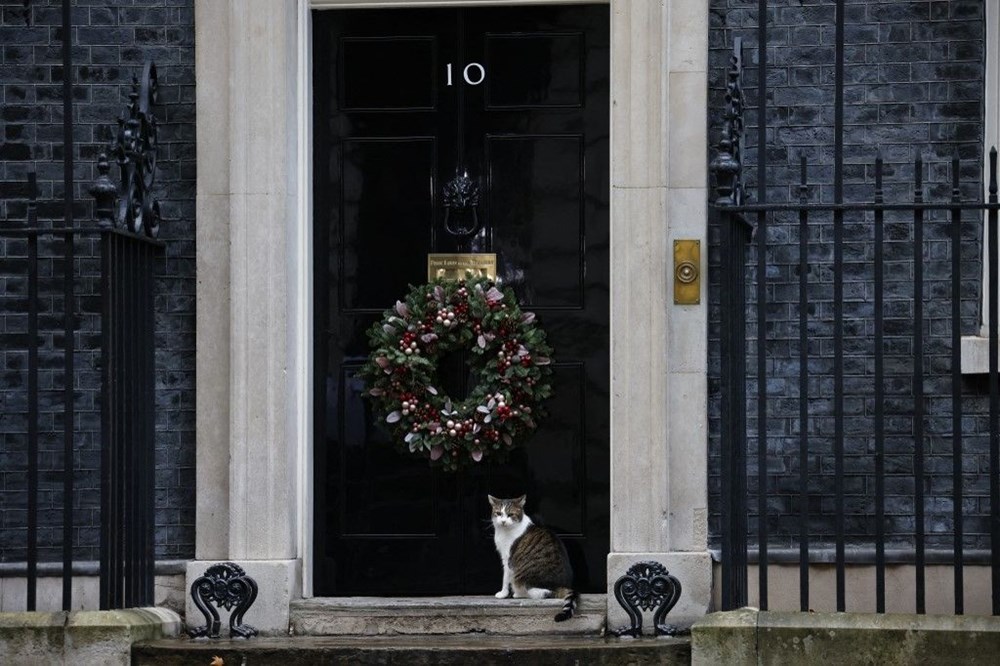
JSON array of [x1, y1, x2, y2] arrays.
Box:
[[0, 0, 195, 561], [708, 0, 988, 555]]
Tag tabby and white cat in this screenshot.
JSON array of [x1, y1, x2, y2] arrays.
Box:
[[488, 494, 578, 622]]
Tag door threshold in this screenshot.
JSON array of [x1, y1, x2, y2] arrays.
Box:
[[290, 594, 607, 636]]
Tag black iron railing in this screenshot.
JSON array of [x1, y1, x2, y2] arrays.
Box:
[[98, 227, 159, 609], [712, 14, 1000, 615], [0, 174, 161, 610], [0, 39, 162, 608]]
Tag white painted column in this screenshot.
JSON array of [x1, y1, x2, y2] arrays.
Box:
[[607, 0, 711, 631], [191, 0, 302, 634]]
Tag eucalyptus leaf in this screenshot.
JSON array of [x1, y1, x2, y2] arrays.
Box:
[[386, 411, 401, 424]]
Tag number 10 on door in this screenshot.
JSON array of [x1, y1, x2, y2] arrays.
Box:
[[446, 63, 486, 86]]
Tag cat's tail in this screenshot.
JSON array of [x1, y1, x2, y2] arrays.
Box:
[[553, 587, 578, 622]]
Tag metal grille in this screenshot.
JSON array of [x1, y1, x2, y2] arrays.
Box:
[[712, 0, 1000, 615], [0, 181, 161, 610]]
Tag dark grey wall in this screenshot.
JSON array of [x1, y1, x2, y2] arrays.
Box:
[[0, 0, 195, 562], [708, 0, 988, 554]]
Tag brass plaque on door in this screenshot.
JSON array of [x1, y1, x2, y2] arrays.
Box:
[[427, 253, 497, 281], [673, 240, 701, 305]]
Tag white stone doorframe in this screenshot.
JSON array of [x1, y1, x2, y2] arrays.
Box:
[[192, 0, 711, 634]]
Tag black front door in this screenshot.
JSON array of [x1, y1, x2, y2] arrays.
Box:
[[313, 4, 609, 596]]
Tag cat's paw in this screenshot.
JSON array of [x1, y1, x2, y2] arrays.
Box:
[[495, 589, 510, 599]]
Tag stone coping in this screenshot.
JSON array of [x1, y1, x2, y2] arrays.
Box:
[[0, 559, 188, 576], [692, 609, 1000, 666], [0, 607, 181, 666]]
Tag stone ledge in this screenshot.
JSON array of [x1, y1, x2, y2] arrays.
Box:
[[692, 608, 1000, 666], [0, 607, 180, 666], [961, 335, 996, 374], [290, 595, 606, 636], [134, 634, 691, 666]]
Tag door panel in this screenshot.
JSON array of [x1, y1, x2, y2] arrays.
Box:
[[485, 33, 584, 108], [314, 5, 609, 597], [341, 138, 436, 310], [340, 37, 439, 110], [487, 134, 584, 308]]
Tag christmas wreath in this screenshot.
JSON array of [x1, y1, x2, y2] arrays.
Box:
[[359, 276, 553, 470]]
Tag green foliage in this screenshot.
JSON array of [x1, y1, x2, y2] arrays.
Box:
[[358, 276, 554, 471]]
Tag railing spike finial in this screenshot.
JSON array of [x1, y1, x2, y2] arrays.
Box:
[[90, 60, 160, 238], [710, 37, 745, 207], [990, 147, 998, 197], [914, 150, 924, 201], [952, 153, 961, 201], [89, 152, 117, 229], [798, 155, 808, 201]]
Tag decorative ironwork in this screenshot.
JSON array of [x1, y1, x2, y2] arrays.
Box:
[[89, 152, 117, 226], [90, 60, 160, 238], [709, 37, 745, 207], [611, 561, 682, 638], [187, 562, 259, 639], [442, 172, 481, 236]]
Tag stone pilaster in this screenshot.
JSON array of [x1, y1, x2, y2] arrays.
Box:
[[607, 0, 712, 632], [192, 0, 302, 634]]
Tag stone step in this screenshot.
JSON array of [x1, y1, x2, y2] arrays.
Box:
[[289, 594, 607, 636], [132, 635, 692, 666]]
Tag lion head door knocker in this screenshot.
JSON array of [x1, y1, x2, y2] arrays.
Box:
[[442, 171, 481, 237], [611, 561, 683, 637]]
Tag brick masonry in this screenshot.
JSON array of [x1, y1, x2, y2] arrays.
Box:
[[708, 0, 989, 555], [0, 0, 194, 562]]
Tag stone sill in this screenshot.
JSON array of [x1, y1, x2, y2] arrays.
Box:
[[289, 594, 607, 636], [961, 335, 999, 374]]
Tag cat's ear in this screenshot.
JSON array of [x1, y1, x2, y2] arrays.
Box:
[[488, 494, 500, 507], [515, 495, 526, 507]]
